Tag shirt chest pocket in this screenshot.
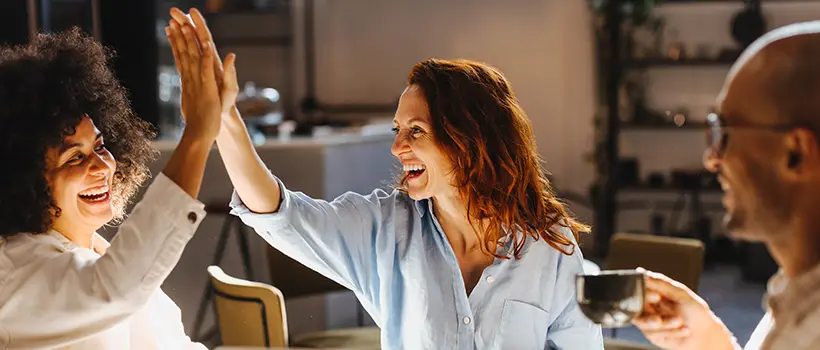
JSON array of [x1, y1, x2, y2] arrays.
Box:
[[494, 299, 550, 349]]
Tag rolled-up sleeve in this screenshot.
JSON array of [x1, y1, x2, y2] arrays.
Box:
[[0, 173, 205, 349], [229, 176, 391, 300], [545, 228, 604, 350]]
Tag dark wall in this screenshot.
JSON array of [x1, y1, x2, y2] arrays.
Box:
[[0, 1, 32, 46], [99, 1, 159, 127], [0, 1, 159, 127]]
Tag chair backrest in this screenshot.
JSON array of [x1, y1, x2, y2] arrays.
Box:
[[605, 233, 705, 292], [604, 338, 660, 349], [266, 245, 347, 298], [207, 265, 289, 347]]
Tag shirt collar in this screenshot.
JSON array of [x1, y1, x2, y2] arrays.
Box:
[[416, 197, 524, 256], [414, 198, 428, 217], [766, 263, 820, 318]]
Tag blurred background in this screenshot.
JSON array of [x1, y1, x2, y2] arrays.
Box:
[[2, 0, 818, 348]]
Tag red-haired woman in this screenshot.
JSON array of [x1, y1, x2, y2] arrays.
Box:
[[170, 9, 602, 349]]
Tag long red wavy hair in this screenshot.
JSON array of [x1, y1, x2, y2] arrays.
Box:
[[398, 58, 589, 258]]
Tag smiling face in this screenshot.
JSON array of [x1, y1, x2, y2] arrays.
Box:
[[708, 78, 786, 240], [704, 42, 810, 241], [391, 85, 456, 200], [45, 115, 116, 236]]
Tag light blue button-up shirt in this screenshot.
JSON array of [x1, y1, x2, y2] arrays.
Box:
[[230, 178, 603, 350]]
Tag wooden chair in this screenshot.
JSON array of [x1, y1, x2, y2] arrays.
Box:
[[605, 232, 705, 292], [193, 202, 256, 342], [208, 265, 381, 349], [603, 233, 705, 340], [265, 244, 378, 329], [604, 338, 660, 350], [208, 265, 289, 347]]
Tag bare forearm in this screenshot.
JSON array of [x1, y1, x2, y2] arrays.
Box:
[[162, 133, 212, 199], [215, 107, 281, 213]]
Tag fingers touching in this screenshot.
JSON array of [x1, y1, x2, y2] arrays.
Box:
[[199, 39, 217, 96], [169, 8, 193, 29], [170, 9, 222, 66], [165, 13, 211, 96], [166, 21, 187, 74], [169, 8, 227, 89], [166, 7, 237, 115], [190, 9, 219, 60], [189, 8, 226, 83], [165, 23, 182, 75]]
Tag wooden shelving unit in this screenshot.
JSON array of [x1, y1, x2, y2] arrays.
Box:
[[592, 0, 814, 256], [620, 122, 707, 130], [625, 57, 736, 68], [592, 0, 737, 255]]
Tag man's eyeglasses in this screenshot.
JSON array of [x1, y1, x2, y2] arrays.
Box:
[[705, 113, 797, 156]]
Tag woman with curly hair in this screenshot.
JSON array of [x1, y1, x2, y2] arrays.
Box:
[[0, 25, 235, 349], [173, 8, 602, 350]]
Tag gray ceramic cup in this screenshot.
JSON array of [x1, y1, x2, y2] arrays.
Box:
[[575, 269, 646, 328]]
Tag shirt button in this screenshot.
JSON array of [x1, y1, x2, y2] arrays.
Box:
[[486, 275, 495, 283], [462, 316, 472, 325], [187, 212, 198, 223]]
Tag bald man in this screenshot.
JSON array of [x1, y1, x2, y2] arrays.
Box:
[[632, 21, 820, 350]]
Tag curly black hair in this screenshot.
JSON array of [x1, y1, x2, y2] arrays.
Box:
[[0, 28, 157, 237]]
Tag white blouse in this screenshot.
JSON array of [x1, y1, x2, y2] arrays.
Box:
[[0, 173, 207, 349]]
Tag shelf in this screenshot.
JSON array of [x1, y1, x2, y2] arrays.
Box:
[[658, 0, 819, 6], [621, 122, 706, 130], [619, 185, 722, 194], [661, 0, 744, 2], [625, 58, 736, 68], [204, 8, 290, 17], [618, 199, 725, 212]]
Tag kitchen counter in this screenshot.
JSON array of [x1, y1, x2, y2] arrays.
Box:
[[100, 132, 395, 337], [152, 131, 394, 151]]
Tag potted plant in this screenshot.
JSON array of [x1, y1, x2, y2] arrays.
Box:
[[589, 0, 660, 26]]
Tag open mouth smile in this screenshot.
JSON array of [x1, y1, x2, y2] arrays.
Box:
[[403, 164, 426, 180], [78, 185, 110, 204]]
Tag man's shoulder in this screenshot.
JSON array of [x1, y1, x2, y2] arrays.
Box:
[[763, 295, 820, 349]]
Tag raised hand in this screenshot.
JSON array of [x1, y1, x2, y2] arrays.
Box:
[[168, 8, 239, 120], [165, 17, 225, 142], [632, 269, 738, 350]]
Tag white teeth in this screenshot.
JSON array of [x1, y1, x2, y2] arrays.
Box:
[[79, 187, 109, 197], [403, 164, 426, 172], [81, 192, 109, 202]]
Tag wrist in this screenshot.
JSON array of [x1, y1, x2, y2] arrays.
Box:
[[220, 107, 247, 134], [708, 313, 739, 350], [178, 131, 216, 151]]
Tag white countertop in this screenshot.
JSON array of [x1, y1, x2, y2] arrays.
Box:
[[214, 347, 350, 350], [152, 131, 393, 152], [214, 346, 354, 350]]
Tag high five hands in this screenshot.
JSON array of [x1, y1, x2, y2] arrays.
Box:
[[165, 7, 239, 138]]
